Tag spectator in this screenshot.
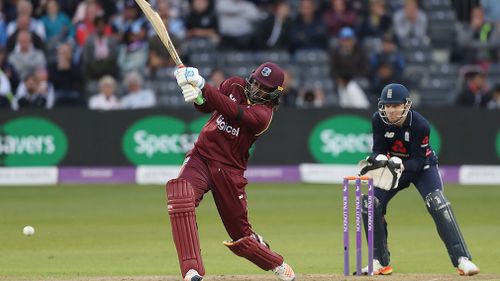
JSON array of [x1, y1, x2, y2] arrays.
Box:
[[72, 0, 104, 24], [155, 0, 185, 40], [330, 27, 369, 82], [147, 1, 183, 77], [215, 0, 261, 49], [393, 0, 427, 43], [111, 0, 146, 42], [323, 0, 357, 37], [118, 22, 149, 75], [75, 1, 111, 47], [40, 0, 75, 44], [0, 4, 6, 48], [6, 14, 45, 53], [14, 69, 55, 110], [0, 68, 14, 109], [456, 70, 490, 107], [254, 0, 292, 50], [458, 6, 497, 64], [336, 76, 370, 109], [120, 71, 156, 109], [88, 75, 121, 110], [486, 84, 500, 109], [6, 0, 46, 40], [208, 68, 226, 88], [480, 0, 500, 22], [185, 0, 219, 44], [370, 62, 406, 100], [0, 47, 20, 89], [358, 0, 392, 39], [48, 43, 82, 106], [7, 31, 47, 80], [296, 87, 325, 108], [281, 68, 299, 107], [370, 36, 405, 75], [289, 0, 328, 52], [82, 16, 119, 79]]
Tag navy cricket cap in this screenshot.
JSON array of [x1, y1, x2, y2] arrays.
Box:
[[379, 83, 410, 104]]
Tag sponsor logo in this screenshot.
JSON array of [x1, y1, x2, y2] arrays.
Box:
[[261, 67, 272, 77], [309, 115, 372, 163], [404, 131, 410, 142], [229, 94, 237, 102], [387, 88, 393, 98], [216, 115, 240, 136], [384, 132, 395, 138], [0, 117, 68, 166], [122, 115, 209, 165]]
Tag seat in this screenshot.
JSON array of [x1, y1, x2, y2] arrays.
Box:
[[255, 50, 290, 65]]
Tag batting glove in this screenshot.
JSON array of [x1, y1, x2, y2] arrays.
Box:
[[181, 84, 205, 105], [175, 67, 205, 89]]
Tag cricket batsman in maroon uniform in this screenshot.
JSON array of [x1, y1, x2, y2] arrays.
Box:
[[166, 62, 296, 281]]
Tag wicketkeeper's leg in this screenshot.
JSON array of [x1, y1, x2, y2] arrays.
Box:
[[362, 195, 390, 266], [425, 189, 472, 266]]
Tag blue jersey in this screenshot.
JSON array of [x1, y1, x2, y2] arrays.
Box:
[[372, 110, 438, 173]]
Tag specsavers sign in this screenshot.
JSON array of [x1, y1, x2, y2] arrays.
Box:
[[0, 117, 68, 166], [309, 115, 372, 164], [122, 115, 208, 165]]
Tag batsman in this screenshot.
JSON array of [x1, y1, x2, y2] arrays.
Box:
[[166, 62, 295, 281], [358, 83, 480, 276]]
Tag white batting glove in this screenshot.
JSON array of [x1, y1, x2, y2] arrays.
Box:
[[181, 84, 205, 105], [175, 67, 205, 89]]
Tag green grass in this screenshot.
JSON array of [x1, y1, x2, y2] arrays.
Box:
[[0, 183, 499, 277]]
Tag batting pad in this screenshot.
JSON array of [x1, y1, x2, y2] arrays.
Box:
[[166, 178, 205, 277], [224, 236, 284, 270]]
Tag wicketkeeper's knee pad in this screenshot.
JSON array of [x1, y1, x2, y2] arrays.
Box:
[[166, 178, 205, 276], [223, 234, 284, 270], [425, 190, 472, 267]]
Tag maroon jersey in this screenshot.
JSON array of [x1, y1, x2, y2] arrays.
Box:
[[193, 77, 273, 170]]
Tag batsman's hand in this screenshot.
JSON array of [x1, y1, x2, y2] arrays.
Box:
[[181, 84, 205, 105], [175, 67, 205, 89]]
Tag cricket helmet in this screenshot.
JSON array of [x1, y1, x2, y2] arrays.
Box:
[[378, 83, 412, 125], [245, 62, 284, 105]]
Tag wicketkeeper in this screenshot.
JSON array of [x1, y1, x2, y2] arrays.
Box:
[[166, 62, 296, 281], [358, 83, 480, 276]]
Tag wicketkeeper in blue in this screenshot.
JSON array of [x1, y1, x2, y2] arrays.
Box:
[[358, 83, 480, 276]]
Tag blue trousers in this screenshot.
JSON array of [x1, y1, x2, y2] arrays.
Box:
[[375, 165, 443, 214]]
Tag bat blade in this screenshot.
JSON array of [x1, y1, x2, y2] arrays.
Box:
[[134, 0, 183, 67]]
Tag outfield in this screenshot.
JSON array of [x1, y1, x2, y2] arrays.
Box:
[[1, 183, 499, 280]]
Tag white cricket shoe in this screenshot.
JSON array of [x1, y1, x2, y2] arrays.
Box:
[[273, 262, 296, 281], [358, 259, 393, 275], [184, 269, 203, 281], [457, 257, 480, 276]]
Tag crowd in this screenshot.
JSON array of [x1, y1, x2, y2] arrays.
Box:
[[0, 0, 499, 110]]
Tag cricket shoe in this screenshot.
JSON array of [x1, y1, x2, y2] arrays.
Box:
[[184, 269, 203, 281], [357, 259, 393, 275], [273, 262, 296, 281], [457, 257, 480, 276]]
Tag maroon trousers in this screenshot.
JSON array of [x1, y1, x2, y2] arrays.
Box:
[[179, 149, 252, 240]]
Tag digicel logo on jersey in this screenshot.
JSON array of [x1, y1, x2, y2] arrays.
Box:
[[122, 115, 209, 165], [308, 115, 372, 164], [216, 115, 240, 136]]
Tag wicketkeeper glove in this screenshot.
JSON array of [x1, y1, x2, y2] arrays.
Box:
[[174, 67, 205, 89]]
